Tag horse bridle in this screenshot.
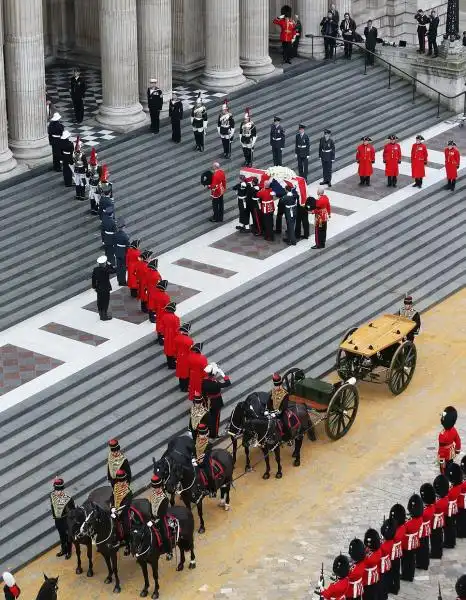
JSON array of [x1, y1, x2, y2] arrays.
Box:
[[81, 506, 114, 546], [174, 460, 196, 494], [227, 405, 244, 437], [134, 524, 152, 558]]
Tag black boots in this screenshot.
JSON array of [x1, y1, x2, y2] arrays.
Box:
[[99, 311, 112, 321]]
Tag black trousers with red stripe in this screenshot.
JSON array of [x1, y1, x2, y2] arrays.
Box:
[[209, 404, 222, 438]]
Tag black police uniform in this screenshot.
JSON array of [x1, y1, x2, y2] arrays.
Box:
[[233, 182, 250, 230], [148, 86, 163, 132], [70, 75, 86, 123], [270, 122, 285, 166], [295, 131, 310, 180], [101, 210, 117, 267], [48, 120, 64, 171], [92, 263, 113, 320]]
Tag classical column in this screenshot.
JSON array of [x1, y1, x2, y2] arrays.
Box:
[[172, 0, 205, 81], [97, 0, 145, 130], [240, 0, 276, 78], [138, 0, 172, 111], [57, 0, 75, 56], [335, 0, 351, 16], [0, 4, 17, 175], [4, 0, 49, 163], [201, 0, 247, 90], [296, 0, 327, 58]]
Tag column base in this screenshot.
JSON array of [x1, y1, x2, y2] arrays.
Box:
[[97, 103, 147, 132], [200, 67, 249, 92], [9, 136, 50, 166], [299, 40, 323, 59], [240, 58, 277, 78], [173, 59, 206, 83], [0, 148, 18, 175]]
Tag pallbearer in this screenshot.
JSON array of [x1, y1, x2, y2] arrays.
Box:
[[382, 135, 401, 187], [444, 140, 460, 190], [240, 108, 257, 167], [73, 136, 88, 201], [411, 134, 428, 188], [356, 136, 375, 186], [217, 100, 235, 159], [191, 93, 208, 152]]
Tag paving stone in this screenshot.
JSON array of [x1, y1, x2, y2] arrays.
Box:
[[167, 282, 200, 303], [40, 322, 108, 346], [173, 258, 237, 278], [331, 167, 413, 200], [0, 344, 63, 395], [82, 287, 149, 324], [425, 125, 466, 152], [210, 232, 289, 260]]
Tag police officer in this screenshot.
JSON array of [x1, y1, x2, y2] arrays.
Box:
[[319, 128, 335, 186], [283, 187, 298, 245], [60, 131, 74, 187], [114, 218, 130, 286], [295, 124, 310, 181], [92, 256, 113, 321], [147, 78, 163, 133], [270, 116, 285, 166], [101, 207, 117, 268], [48, 112, 64, 171]]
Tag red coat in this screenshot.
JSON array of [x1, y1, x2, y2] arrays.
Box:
[[411, 143, 428, 178], [432, 496, 449, 529], [209, 169, 226, 198], [420, 504, 434, 538], [438, 427, 461, 461], [356, 143, 375, 177], [188, 351, 208, 401], [174, 333, 194, 379], [322, 577, 349, 600], [391, 523, 405, 559], [161, 312, 180, 357], [143, 269, 161, 305], [273, 17, 296, 42], [364, 549, 381, 586], [447, 483, 462, 517], [257, 188, 275, 213], [383, 142, 401, 176], [346, 560, 365, 599], [402, 517, 422, 550], [148, 289, 170, 329], [380, 540, 393, 573], [445, 146, 460, 180], [459, 480, 466, 510], [313, 195, 331, 225], [126, 248, 140, 289], [135, 260, 148, 300]]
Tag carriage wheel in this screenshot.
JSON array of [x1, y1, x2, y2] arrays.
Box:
[[325, 383, 359, 440], [282, 367, 305, 393], [387, 340, 417, 395], [335, 326, 358, 381]]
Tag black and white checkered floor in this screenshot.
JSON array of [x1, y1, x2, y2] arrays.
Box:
[[45, 64, 226, 147]]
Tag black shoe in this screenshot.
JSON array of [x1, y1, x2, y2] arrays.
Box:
[[299, 235, 309, 240], [319, 181, 326, 185], [433, 54, 439, 58], [236, 225, 245, 231], [327, 182, 332, 187], [311, 245, 320, 249], [65, 553, 72, 560], [412, 183, 419, 188], [101, 313, 112, 321], [56, 550, 66, 557], [209, 217, 218, 223]]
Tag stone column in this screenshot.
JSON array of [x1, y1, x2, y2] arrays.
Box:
[[297, 0, 327, 58], [172, 0, 205, 82], [57, 0, 75, 57], [0, 3, 17, 175], [240, 0, 276, 78], [97, 0, 145, 130], [4, 0, 49, 163], [201, 0, 247, 90], [137, 0, 172, 111], [335, 0, 351, 16]]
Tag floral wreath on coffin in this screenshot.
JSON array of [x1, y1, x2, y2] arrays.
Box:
[[265, 166, 297, 180]]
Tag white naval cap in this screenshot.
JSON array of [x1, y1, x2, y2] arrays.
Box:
[[97, 255, 107, 265], [2, 572, 15, 587], [51, 112, 61, 121], [61, 130, 71, 140]]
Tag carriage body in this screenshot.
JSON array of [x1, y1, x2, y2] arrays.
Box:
[[336, 314, 417, 395]]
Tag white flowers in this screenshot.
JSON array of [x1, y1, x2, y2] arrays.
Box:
[[265, 166, 297, 180]]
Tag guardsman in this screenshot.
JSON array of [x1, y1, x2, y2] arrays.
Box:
[[188, 342, 208, 401], [60, 130, 74, 187], [356, 136, 375, 186], [233, 175, 251, 232], [87, 147, 100, 214], [189, 392, 210, 437], [379, 518, 395, 599], [208, 161, 226, 223], [389, 503, 406, 594], [160, 301, 180, 369], [321, 554, 350, 599], [257, 181, 276, 242], [70, 67, 86, 123], [311, 188, 331, 249], [319, 129, 335, 186], [347, 538, 365, 600], [202, 363, 231, 439], [363, 528, 381, 599], [411, 134, 428, 187], [114, 218, 130, 286], [48, 112, 64, 171], [383, 135, 402, 187], [144, 258, 161, 315], [217, 100, 235, 159], [295, 124, 310, 181], [175, 323, 194, 392], [191, 92, 208, 152], [445, 140, 460, 190], [150, 279, 170, 340], [92, 255, 112, 321], [126, 240, 141, 298], [458, 455, 466, 538], [431, 474, 449, 559], [51, 477, 75, 559], [169, 93, 183, 143], [398, 295, 421, 340], [73, 137, 88, 201], [456, 575, 466, 600], [2, 572, 20, 600], [98, 165, 113, 218], [101, 206, 117, 268], [438, 406, 461, 474], [147, 78, 163, 133], [111, 469, 132, 555], [250, 178, 263, 236], [107, 439, 132, 487], [136, 250, 153, 311], [401, 495, 423, 581], [282, 186, 298, 245], [193, 423, 215, 496], [240, 108, 257, 167], [418, 482, 435, 570], [445, 462, 463, 548], [273, 5, 296, 64], [149, 474, 172, 558], [270, 116, 285, 166]]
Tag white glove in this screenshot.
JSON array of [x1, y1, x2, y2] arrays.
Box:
[[217, 369, 226, 379], [217, 127, 221, 136], [279, 14, 284, 18], [264, 410, 269, 416], [190, 117, 194, 125]]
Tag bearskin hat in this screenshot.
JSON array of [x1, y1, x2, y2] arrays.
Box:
[[348, 538, 365, 563], [407, 494, 423, 518], [389, 503, 406, 526], [281, 5, 292, 18], [456, 574, 466, 598], [380, 518, 396, 541], [420, 482, 436, 505], [441, 406, 458, 430], [109, 439, 120, 451], [156, 279, 168, 291], [461, 455, 466, 475], [201, 170, 213, 186], [446, 462, 463, 486], [332, 554, 350, 579], [433, 474, 449, 498], [364, 528, 381, 551]]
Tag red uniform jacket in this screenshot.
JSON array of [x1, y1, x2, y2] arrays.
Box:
[[126, 247, 140, 289], [445, 146, 460, 180], [313, 195, 331, 225], [174, 333, 194, 379], [4, 585, 20, 599], [402, 517, 422, 550], [257, 188, 275, 213], [447, 483, 462, 517], [383, 142, 402, 176], [411, 142, 428, 179], [161, 312, 180, 357], [143, 269, 161, 305], [135, 260, 148, 300], [364, 549, 381, 586], [346, 560, 365, 598], [188, 351, 208, 401], [459, 480, 466, 510], [273, 17, 296, 42], [148, 289, 170, 328], [420, 504, 434, 538], [432, 496, 448, 529], [380, 540, 393, 573], [209, 169, 226, 198], [322, 577, 349, 600], [438, 427, 461, 461], [391, 523, 405, 559], [356, 144, 375, 177]]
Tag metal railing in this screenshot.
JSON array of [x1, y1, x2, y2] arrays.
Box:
[[304, 34, 466, 118]]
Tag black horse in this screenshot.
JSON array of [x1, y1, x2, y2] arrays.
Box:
[[35, 575, 58, 600], [227, 391, 268, 466], [130, 499, 196, 599], [67, 506, 94, 577]]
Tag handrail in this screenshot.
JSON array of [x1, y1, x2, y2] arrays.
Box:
[[304, 34, 466, 117]]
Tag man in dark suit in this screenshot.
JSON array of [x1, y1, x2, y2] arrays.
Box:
[[295, 124, 310, 181], [415, 9, 430, 53], [427, 9, 439, 57], [92, 256, 112, 321], [319, 129, 335, 186], [320, 11, 339, 59], [364, 20, 378, 65], [329, 3, 339, 24], [340, 12, 357, 59], [70, 67, 86, 123]]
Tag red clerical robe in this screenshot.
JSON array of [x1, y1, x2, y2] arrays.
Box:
[[161, 312, 180, 357], [188, 351, 208, 401], [126, 247, 140, 290], [411, 142, 428, 179], [383, 142, 402, 176], [356, 143, 375, 177], [174, 333, 194, 379]]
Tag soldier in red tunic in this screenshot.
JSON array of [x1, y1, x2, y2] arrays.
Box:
[[379, 518, 395, 600], [438, 406, 461, 474], [160, 301, 180, 369], [431, 474, 449, 558], [389, 503, 406, 594], [208, 161, 227, 222], [257, 182, 276, 242], [188, 342, 208, 401], [356, 136, 375, 186], [363, 528, 381, 600], [126, 239, 141, 298], [444, 140, 460, 190], [382, 135, 402, 187], [143, 258, 161, 316], [2, 572, 20, 600], [401, 494, 423, 581], [411, 134, 428, 187], [273, 5, 296, 64], [346, 538, 365, 600], [417, 482, 435, 570], [311, 188, 331, 249], [321, 554, 350, 600], [458, 455, 466, 538], [149, 280, 170, 343], [174, 323, 193, 392], [445, 462, 462, 548]]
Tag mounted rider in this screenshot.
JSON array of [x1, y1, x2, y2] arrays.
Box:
[[265, 372, 291, 439], [192, 423, 216, 497], [50, 477, 75, 559], [111, 469, 133, 554], [149, 474, 173, 559], [189, 392, 210, 438], [107, 439, 132, 487]]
